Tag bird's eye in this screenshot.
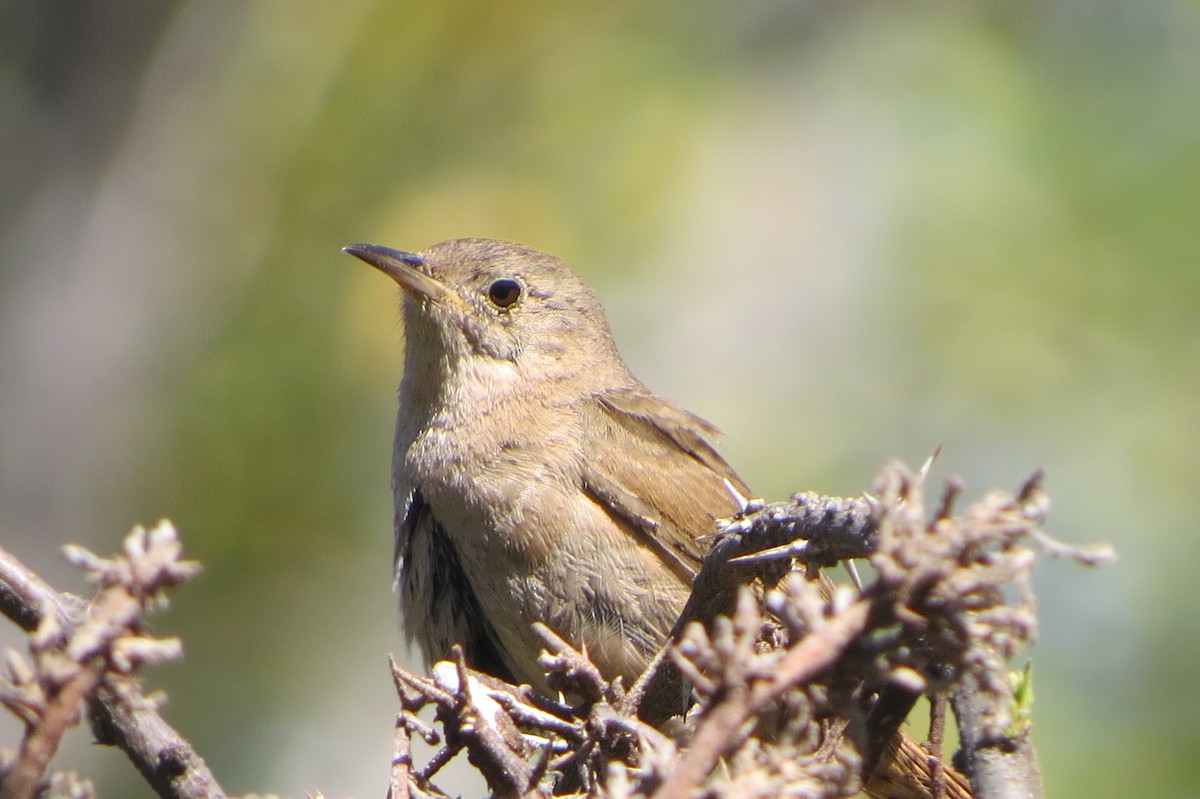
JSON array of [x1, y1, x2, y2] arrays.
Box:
[[487, 278, 522, 309]]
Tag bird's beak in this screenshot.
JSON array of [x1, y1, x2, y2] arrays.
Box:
[[343, 243, 460, 308]]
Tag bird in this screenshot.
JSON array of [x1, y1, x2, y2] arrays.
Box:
[[345, 238, 972, 799]]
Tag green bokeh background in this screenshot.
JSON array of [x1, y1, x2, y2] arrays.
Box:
[[1, 2, 1196, 797]]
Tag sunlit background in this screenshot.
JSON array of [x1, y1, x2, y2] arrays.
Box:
[[1, 2, 1196, 797]]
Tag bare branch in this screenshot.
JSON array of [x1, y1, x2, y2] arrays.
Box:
[[3, 659, 104, 799], [634, 493, 877, 725], [0, 548, 84, 636], [0, 523, 224, 799], [652, 589, 872, 799]]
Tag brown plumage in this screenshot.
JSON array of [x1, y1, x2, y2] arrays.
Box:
[[347, 238, 971, 799]]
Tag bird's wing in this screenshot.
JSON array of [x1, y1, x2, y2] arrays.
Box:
[[579, 387, 751, 585]]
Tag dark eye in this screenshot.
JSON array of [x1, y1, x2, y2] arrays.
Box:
[[487, 278, 522, 309]]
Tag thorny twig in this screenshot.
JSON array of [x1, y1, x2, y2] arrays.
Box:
[[652, 587, 870, 799], [0, 522, 220, 799], [387, 628, 687, 799], [633, 492, 876, 725], [929, 693, 948, 799]]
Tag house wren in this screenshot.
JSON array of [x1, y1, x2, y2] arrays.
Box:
[[346, 238, 972, 799], [345, 238, 746, 689]]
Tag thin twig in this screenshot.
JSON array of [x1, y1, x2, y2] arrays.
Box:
[[0, 534, 225, 799], [929, 693, 947, 799], [0, 547, 83, 635], [4, 660, 104, 799], [636, 493, 876, 724], [650, 598, 870, 799], [388, 712, 412, 799]]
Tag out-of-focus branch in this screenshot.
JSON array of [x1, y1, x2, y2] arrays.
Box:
[[950, 670, 1041, 799], [632, 493, 876, 725], [0, 547, 83, 635], [2, 656, 104, 799], [938, 472, 1110, 799], [651, 588, 871, 799], [0, 523, 225, 799]]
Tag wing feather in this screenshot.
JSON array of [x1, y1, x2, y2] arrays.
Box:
[[580, 388, 750, 583]]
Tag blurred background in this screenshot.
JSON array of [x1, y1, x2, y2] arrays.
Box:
[[1, 1, 1196, 796]]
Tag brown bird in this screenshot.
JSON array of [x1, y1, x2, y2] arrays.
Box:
[[346, 238, 971, 799]]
